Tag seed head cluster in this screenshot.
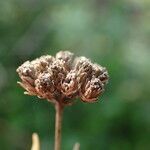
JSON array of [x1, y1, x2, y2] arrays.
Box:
[[17, 51, 109, 105]]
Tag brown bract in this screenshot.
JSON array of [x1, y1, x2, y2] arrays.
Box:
[[16, 51, 109, 105]]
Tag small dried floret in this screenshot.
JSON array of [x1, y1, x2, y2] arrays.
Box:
[[98, 69, 109, 84], [74, 57, 92, 73], [61, 70, 78, 96], [80, 77, 104, 102], [35, 72, 55, 100], [16, 61, 36, 96], [49, 59, 67, 89], [31, 55, 54, 75], [56, 51, 74, 70], [17, 61, 35, 80], [92, 64, 109, 84], [74, 57, 93, 84], [56, 51, 74, 63], [92, 63, 103, 76]]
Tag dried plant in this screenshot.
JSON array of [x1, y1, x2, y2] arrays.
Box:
[[16, 51, 109, 150]]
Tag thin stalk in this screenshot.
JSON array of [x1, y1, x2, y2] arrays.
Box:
[[54, 102, 63, 150], [73, 142, 80, 150], [31, 133, 40, 150]]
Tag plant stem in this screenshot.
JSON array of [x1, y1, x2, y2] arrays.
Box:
[[73, 142, 80, 150], [31, 133, 40, 150], [54, 102, 63, 150]]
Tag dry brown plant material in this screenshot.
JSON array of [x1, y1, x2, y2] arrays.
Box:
[[17, 51, 109, 150]]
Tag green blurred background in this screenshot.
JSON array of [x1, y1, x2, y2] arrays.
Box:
[[0, 0, 150, 149]]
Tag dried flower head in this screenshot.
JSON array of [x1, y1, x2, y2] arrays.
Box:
[[17, 51, 109, 105]]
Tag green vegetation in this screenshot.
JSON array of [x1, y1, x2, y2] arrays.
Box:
[[0, 0, 150, 149]]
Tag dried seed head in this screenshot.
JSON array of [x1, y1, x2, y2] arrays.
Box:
[[17, 51, 109, 105]]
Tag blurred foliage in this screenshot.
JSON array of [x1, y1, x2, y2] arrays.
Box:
[[0, 0, 150, 150]]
